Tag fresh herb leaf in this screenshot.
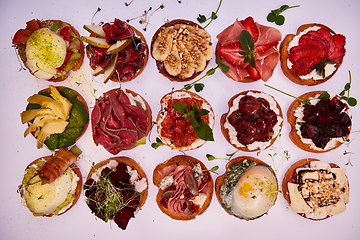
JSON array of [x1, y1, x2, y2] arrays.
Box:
[[318, 92, 330, 101], [206, 154, 217, 161], [340, 70, 357, 107], [172, 102, 188, 114], [239, 30, 256, 67], [194, 83, 204, 92], [203, 165, 219, 175], [197, 0, 222, 28], [216, 57, 230, 73], [151, 137, 165, 149], [194, 119, 214, 141], [267, 4, 300, 26]]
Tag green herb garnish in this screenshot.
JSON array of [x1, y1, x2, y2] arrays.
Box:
[[172, 102, 214, 141], [151, 137, 165, 149], [239, 30, 255, 67], [340, 70, 357, 107], [197, 0, 222, 28], [203, 165, 219, 175], [267, 5, 300, 25], [206, 150, 239, 161]]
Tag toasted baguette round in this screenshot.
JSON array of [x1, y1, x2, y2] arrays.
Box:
[[215, 156, 278, 220], [287, 91, 351, 153], [92, 88, 152, 152], [150, 19, 212, 82], [86, 157, 148, 209], [16, 19, 84, 82], [153, 155, 214, 221], [20, 155, 83, 217], [282, 158, 344, 221], [280, 23, 343, 86], [156, 90, 215, 151], [85, 23, 148, 83], [30, 86, 89, 149], [220, 90, 283, 152]]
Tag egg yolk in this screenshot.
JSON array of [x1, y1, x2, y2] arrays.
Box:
[[239, 182, 253, 197]]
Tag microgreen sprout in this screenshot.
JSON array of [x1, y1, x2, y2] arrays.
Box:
[[182, 58, 229, 92], [126, 5, 164, 31], [91, 8, 101, 24], [203, 165, 219, 175], [344, 151, 354, 166], [151, 137, 165, 149], [125, 0, 134, 6], [206, 150, 239, 161], [339, 70, 357, 107], [267, 5, 300, 26], [197, 0, 222, 28]]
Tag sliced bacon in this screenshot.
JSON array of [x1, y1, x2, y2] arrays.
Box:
[[91, 89, 148, 155], [37, 147, 77, 184]]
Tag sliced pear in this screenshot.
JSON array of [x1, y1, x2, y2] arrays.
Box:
[[83, 25, 106, 38], [106, 38, 132, 55], [80, 36, 111, 48], [93, 65, 105, 76], [135, 136, 146, 145], [103, 51, 118, 83]]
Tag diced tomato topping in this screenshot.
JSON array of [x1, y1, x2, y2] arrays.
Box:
[[59, 25, 71, 42], [12, 29, 32, 45], [26, 19, 41, 32]]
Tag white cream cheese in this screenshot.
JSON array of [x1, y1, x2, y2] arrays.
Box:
[[224, 91, 283, 151], [287, 26, 336, 80], [123, 89, 147, 111], [293, 92, 351, 151], [157, 91, 215, 150]]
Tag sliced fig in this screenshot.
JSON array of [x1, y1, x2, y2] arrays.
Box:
[[184, 170, 199, 196]]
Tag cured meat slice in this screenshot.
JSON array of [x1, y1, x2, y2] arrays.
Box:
[[298, 35, 328, 58], [327, 34, 346, 62], [102, 18, 134, 43], [317, 28, 336, 57], [91, 89, 150, 155], [291, 56, 316, 76], [289, 45, 321, 63]]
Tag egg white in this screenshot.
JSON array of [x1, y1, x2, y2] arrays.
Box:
[[230, 165, 278, 219], [25, 28, 67, 79]]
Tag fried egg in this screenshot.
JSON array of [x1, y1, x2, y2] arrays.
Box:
[[230, 165, 278, 219], [25, 28, 67, 79]]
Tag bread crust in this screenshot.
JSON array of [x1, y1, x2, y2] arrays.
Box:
[[86, 156, 148, 209], [215, 156, 278, 220], [17, 19, 85, 82], [220, 90, 283, 152], [280, 23, 343, 86], [20, 155, 83, 217], [150, 19, 211, 82], [85, 23, 148, 83], [282, 158, 341, 221], [287, 91, 351, 153], [156, 90, 214, 151], [153, 155, 214, 220]]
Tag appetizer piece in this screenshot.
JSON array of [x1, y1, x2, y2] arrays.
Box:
[[81, 18, 148, 83], [21, 86, 89, 150], [216, 16, 281, 82], [282, 158, 349, 220], [91, 88, 152, 155], [287, 91, 351, 153], [221, 90, 283, 152], [280, 23, 346, 85], [215, 156, 278, 220], [156, 90, 215, 151], [151, 19, 214, 82], [83, 157, 148, 230], [12, 19, 84, 81], [153, 155, 213, 220], [19, 147, 82, 217]]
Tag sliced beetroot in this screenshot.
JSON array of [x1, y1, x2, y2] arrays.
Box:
[[300, 123, 319, 138]]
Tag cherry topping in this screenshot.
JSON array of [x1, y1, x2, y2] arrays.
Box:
[[239, 95, 260, 115]]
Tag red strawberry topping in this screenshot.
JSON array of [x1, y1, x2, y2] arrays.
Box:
[[217, 42, 246, 67], [247, 65, 260, 80], [242, 16, 259, 43]]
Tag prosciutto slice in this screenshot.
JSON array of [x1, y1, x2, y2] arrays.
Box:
[[91, 89, 148, 155], [217, 18, 281, 81]]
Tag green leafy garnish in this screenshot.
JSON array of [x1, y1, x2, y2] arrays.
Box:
[[182, 58, 229, 92], [151, 137, 165, 149], [339, 70, 357, 107], [267, 5, 300, 26], [197, 0, 222, 28], [239, 30, 255, 67], [314, 58, 336, 78], [203, 165, 219, 175], [206, 150, 239, 161], [172, 102, 214, 141]]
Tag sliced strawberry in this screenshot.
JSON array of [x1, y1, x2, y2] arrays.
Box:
[[291, 56, 316, 76], [217, 42, 246, 67], [289, 44, 322, 63], [59, 25, 71, 42], [242, 16, 259, 43], [256, 41, 279, 54], [26, 19, 41, 32], [299, 35, 328, 58], [317, 28, 336, 57], [327, 34, 346, 62], [247, 65, 260, 80]]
